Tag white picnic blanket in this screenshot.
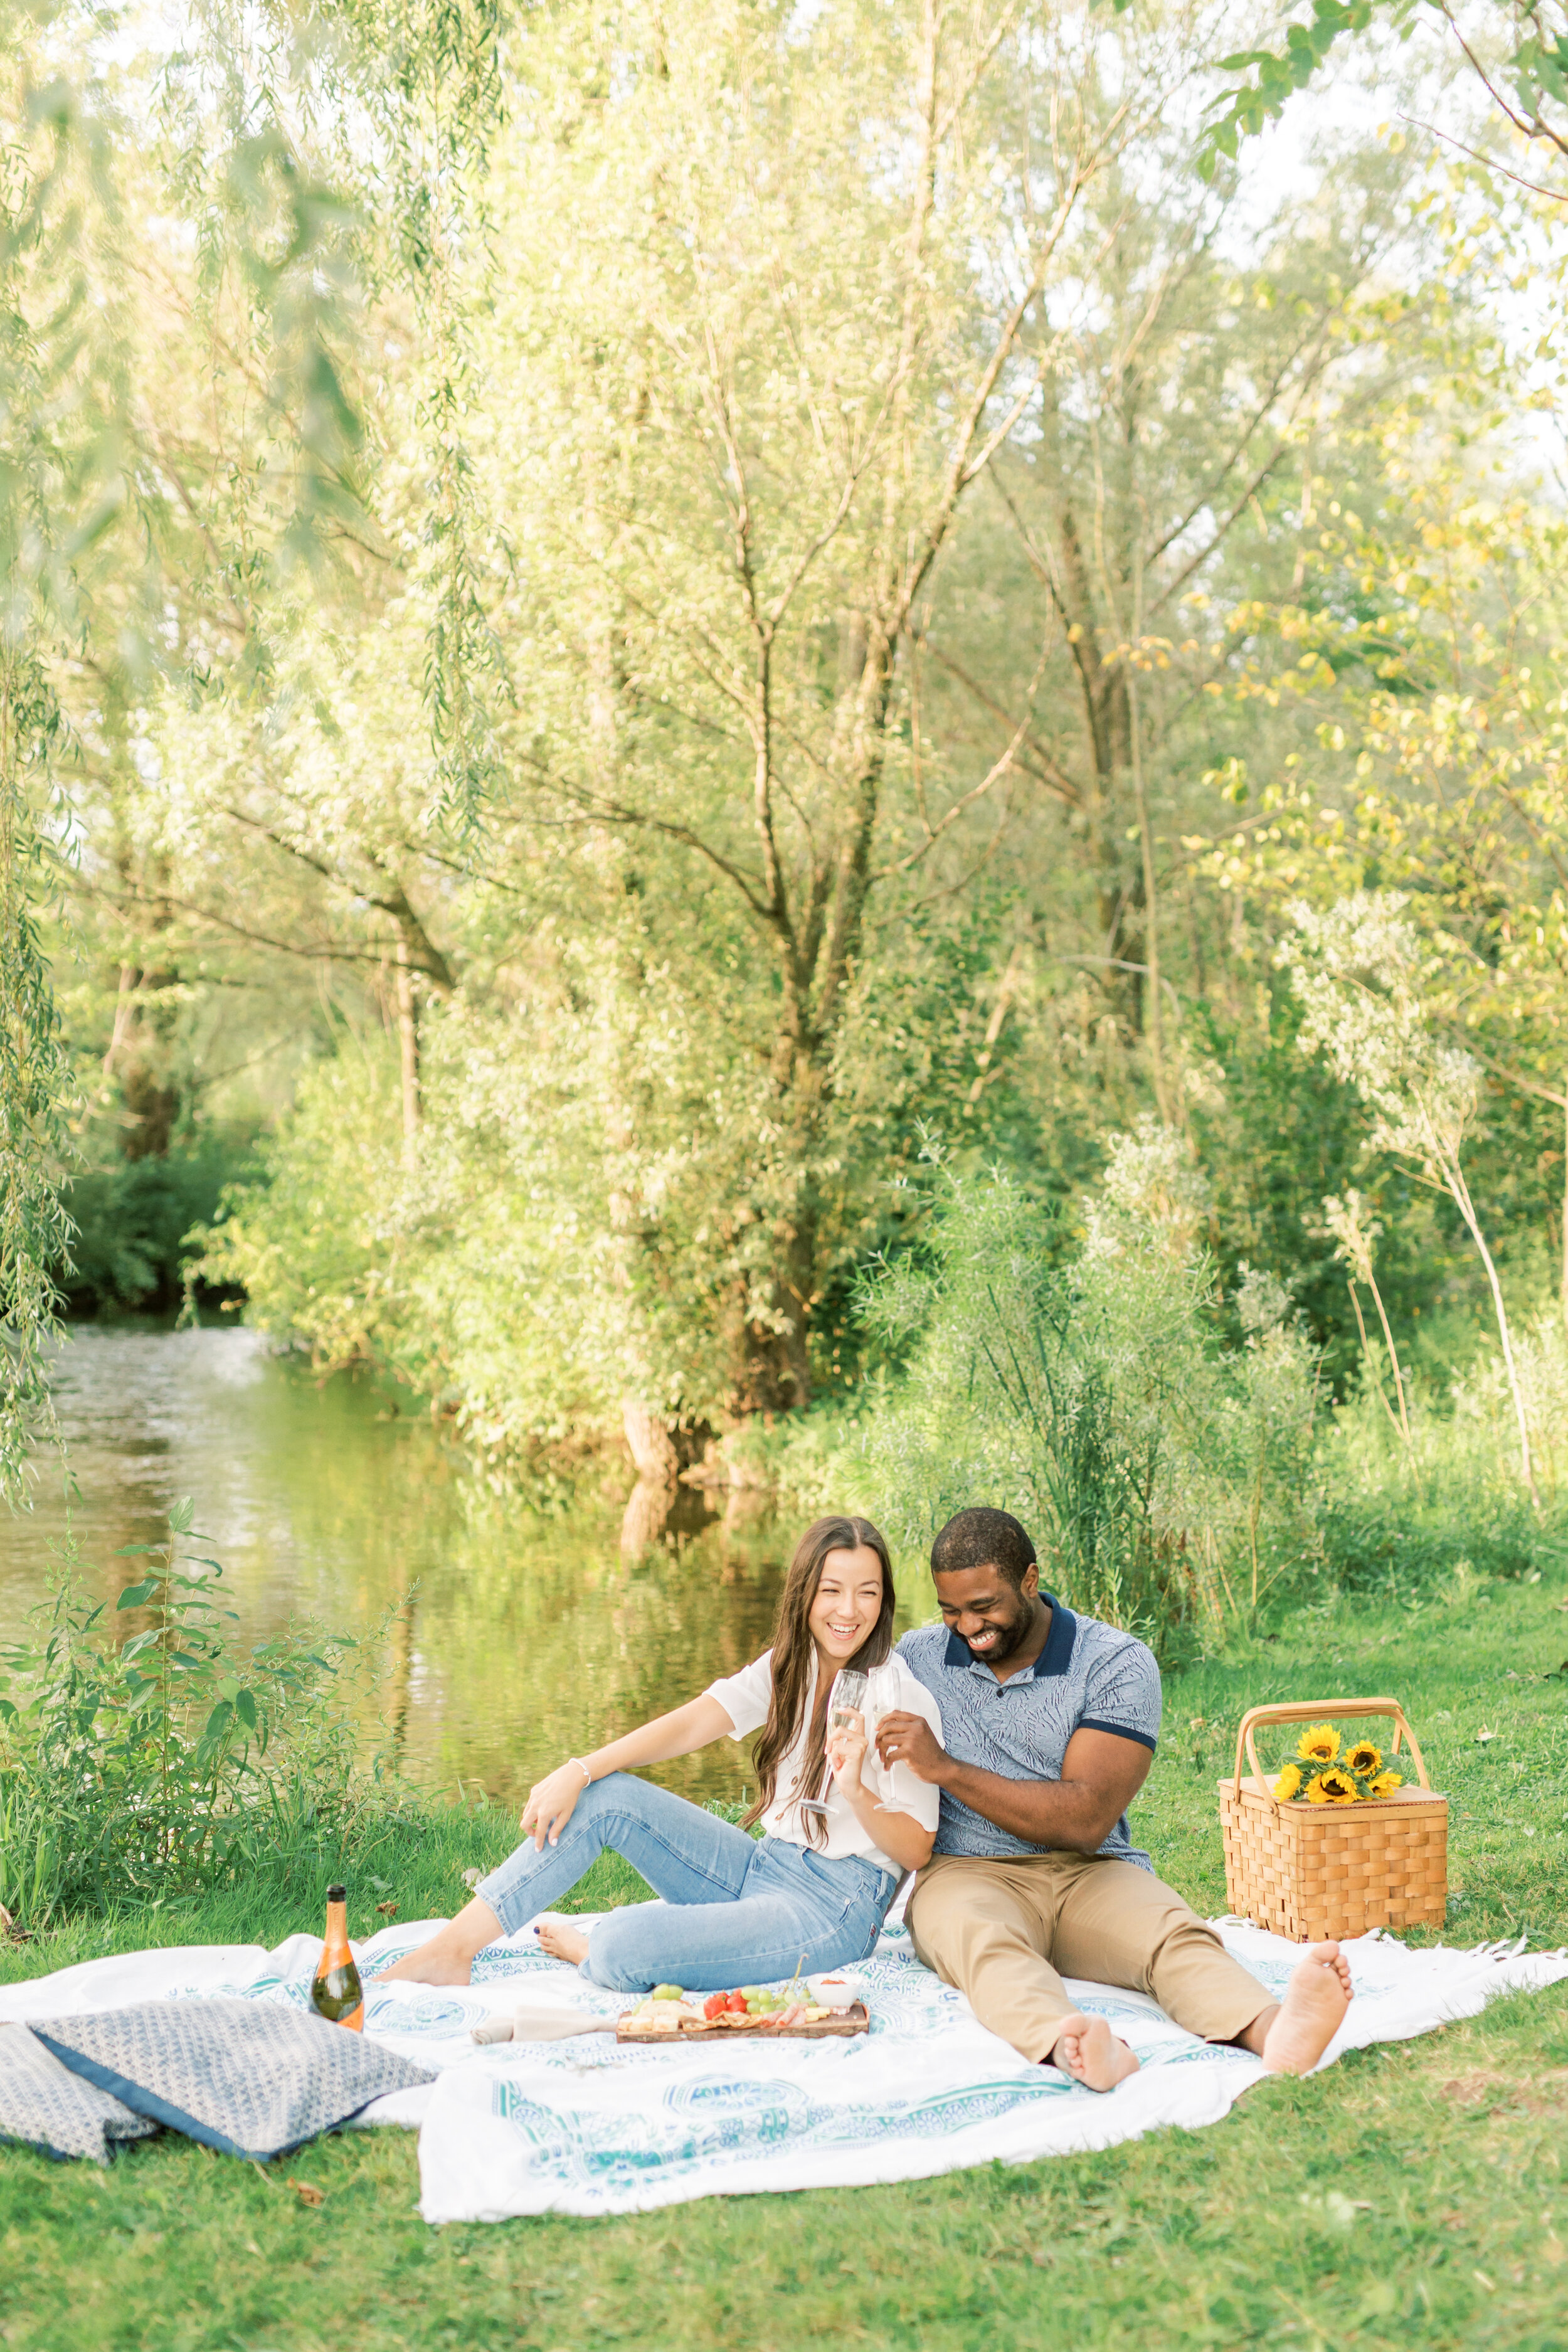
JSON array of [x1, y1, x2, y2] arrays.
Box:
[[3, 1915, 1563, 2220]]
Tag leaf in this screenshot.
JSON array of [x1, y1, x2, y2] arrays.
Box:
[[167, 1497, 196, 1535], [204, 1700, 234, 1736], [235, 1688, 258, 1730], [116, 1582, 159, 1610], [287, 2178, 324, 2208]]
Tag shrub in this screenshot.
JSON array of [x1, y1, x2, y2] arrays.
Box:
[[856, 1130, 1323, 1659], [58, 1138, 255, 1314], [0, 1499, 412, 1926]]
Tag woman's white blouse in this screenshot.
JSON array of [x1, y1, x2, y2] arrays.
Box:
[[704, 1650, 943, 1875]]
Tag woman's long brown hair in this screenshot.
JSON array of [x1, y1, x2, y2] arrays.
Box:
[[743, 1515, 895, 1850]]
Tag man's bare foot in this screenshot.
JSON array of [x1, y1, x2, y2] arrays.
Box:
[[1259, 1942, 1353, 2075], [1049, 2012, 1141, 2093], [372, 1896, 503, 1986], [534, 1918, 590, 1966]]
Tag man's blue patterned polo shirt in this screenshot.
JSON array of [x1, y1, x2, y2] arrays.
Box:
[[898, 1596, 1162, 1870]]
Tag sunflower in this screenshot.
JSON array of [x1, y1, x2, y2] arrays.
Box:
[[1273, 1763, 1303, 1801], [1346, 1740, 1383, 1776], [1296, 1724, 1341, 1765], [1367, 1769, 1404, 1799], [1305, 1766, 1359, 1804]]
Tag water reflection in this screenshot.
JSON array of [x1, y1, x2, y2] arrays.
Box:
[[0, 1327, 798, 1806]]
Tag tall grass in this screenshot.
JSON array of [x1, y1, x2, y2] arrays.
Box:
[[839, 1136, 1568, 1655], [0, 1500, 420, 1928], [854, 1134, 1322, 1660]]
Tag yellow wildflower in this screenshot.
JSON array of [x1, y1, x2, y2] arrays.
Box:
[[1367, 1769, 1404, 1799], [1296, 1724, 1341, 1764], [1305, 1766, 1359, 1804], [1274, 1763, 1303, 1801], [1346, 1740, 1382, 1776]]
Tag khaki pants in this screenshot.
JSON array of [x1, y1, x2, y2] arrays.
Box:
[[906, 1851, 1276, 2064]]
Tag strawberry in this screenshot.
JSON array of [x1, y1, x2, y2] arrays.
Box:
[[702, 1992, 727, 2021]]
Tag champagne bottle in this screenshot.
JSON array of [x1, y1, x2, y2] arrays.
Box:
[[310, 1883, 364, 2030]]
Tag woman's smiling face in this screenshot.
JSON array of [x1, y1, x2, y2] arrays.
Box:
[[807, 1545, 887, 1663]]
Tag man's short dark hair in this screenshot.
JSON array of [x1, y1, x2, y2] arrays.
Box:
[[931, 1507, 1037, 1589]]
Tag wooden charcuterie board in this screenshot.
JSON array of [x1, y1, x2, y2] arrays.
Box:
[[615, 2001, 869, 2045]]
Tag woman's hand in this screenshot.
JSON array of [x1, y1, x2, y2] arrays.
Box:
[[520, 1762, 590, 1850], [826, 1707, 868, 1797]]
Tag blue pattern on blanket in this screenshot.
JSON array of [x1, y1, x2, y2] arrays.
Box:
[[0, 2022, 159, 2164], [489, 2068, 1071, 2193], [32, 1998, 436, 2161]]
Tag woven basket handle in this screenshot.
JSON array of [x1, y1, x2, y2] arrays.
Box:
[[1232, 1697, 1431, 1814]]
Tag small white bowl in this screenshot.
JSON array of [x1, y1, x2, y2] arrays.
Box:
[[806, 1972, 864, 2010]]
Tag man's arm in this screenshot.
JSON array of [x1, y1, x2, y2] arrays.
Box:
[[872, 1712, 1152, 1852]]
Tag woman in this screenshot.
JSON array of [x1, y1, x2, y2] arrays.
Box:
[[376, 1515, 941, 1993]]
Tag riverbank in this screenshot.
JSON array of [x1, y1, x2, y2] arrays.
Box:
[[3, 1578, 1565, 2351]]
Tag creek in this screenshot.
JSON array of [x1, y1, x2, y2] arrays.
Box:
[[0, 1325, 796, 1808]]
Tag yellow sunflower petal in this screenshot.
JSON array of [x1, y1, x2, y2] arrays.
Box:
[[1346, 1740, 1382, 1776], [1296, 1723, 1341, 1763], [1273, 1764, 1303, 1801], [1368, 1769, 1404, 1798]]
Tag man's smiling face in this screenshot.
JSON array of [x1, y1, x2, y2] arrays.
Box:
[[933, 1559, 1042, 1668]]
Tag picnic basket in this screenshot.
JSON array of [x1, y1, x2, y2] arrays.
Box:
[[1219, 1697, 1447, 1942]]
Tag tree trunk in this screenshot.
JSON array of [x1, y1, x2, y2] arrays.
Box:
[[622, 1400, 682, 1485], [395, 939, 420, 1164]]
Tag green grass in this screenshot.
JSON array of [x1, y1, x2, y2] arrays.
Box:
[[3, 1574, 1567, 2352]]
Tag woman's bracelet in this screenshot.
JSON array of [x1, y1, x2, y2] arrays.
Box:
[[568, 1756, 593, 1787]]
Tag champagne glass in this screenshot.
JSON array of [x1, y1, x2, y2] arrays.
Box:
[[800, 1670, 870, 1819], [829, 1668, 868, 1735]]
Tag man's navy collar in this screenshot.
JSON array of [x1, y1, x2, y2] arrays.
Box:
[[942, 1594, 1076, 1680]]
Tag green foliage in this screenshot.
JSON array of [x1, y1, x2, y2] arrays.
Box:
[[0, 1499, 405, 1924], [1201, 0, 1568, 197], [57, 1135, 253, 1312], [15, 0, 1568, 1480], [857, 1135, 1323, 1658], [1201, 0, 1382, 174], [0, 654, 73, 1497]]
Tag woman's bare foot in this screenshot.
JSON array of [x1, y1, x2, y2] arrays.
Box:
[[1049, 2012, 1141, 2092], [373, 1897, 503, 1987], [534, 1917, 590, 1966], [1259, 1942, 1353, 2075]]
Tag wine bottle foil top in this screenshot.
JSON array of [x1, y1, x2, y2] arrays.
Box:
[[326, 1883, 346, 1902]]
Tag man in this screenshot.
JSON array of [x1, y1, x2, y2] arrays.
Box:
[[874, 1506, 1351, 2089]]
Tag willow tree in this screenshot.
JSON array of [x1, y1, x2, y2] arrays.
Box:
[[1, 20, 144, 1494], [453, 0, 1233, 1415], [1, 0, 377, 1488]]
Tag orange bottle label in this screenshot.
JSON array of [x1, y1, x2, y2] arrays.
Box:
[[311, 1897, 365, 2030]]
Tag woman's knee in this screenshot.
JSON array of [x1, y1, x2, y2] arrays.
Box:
[[580, 1909, 657, 1994]]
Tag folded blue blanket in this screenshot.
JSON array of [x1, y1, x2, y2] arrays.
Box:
[[0, 2021, 157, 2164], [30, 1998, 433, 2162]]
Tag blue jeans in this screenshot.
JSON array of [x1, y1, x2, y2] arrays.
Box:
[[475, 1772, 896, 1993]]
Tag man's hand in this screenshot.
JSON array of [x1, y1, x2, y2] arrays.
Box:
[[874, 1710, 948, 1784]]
